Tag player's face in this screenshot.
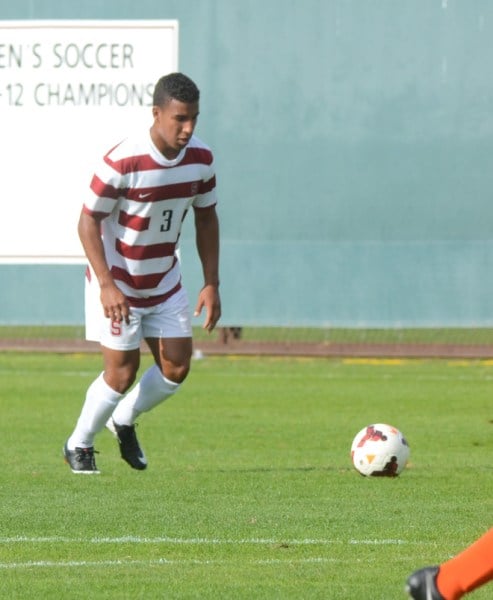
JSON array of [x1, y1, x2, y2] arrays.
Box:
[[151, 98, 199, 159]]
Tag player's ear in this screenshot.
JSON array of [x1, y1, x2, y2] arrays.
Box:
[[152, 105, 160, 121]]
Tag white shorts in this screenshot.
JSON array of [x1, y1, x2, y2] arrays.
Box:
[[85, 277, 192, 351]]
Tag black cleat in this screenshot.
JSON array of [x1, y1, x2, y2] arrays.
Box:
[[106, 418, 147, 470], [406, 566, 444, 600], [63, 441, 100, 474]]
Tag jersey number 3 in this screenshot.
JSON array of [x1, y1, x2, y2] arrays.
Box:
[[160, 209, 173, 232]]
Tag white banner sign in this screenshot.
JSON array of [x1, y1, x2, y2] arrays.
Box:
[[0, 20, 178, 262]]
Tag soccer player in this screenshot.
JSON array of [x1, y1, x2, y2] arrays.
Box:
[[406, 527, 493, 599], [63, 72, 221, 474]]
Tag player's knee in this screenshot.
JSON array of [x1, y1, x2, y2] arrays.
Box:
[[105, 365, 138, 393], [162, 361, 190, 384]]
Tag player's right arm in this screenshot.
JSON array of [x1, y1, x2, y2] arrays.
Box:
[[78, 208, 130, 323]]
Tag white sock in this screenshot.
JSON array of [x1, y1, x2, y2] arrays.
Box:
[[110, 365, 180, 426], [67, 372, 123, 449]]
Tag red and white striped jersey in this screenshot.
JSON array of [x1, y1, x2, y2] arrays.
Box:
[[83, 133, 217, 307]]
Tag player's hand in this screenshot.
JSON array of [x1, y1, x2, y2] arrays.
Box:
[[100, 282, 130, 324], [194, 284, 221, 332]]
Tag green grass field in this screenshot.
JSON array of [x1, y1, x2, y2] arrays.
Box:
[[2, 325, 493, 345], [1, 352, 492, 599]]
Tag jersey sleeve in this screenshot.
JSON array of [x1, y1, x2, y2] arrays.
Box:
[[84, 145, 127, 217], [192, 160, 217, 209]]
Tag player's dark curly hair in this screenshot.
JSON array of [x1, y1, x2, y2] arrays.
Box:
[[153, 72, 200, 106]]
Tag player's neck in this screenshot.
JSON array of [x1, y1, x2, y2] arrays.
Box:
[[149, 127, 181, 160]]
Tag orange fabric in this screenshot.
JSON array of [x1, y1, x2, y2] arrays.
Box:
[[437, 528, 493, 600]]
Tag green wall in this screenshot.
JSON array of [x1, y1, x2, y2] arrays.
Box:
[[0, 265, 85, 325], [1, 1, 492, 326]]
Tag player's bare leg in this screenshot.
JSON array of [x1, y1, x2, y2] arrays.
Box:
[[101, 345, 140, 394], [146, 336, 192, 383]]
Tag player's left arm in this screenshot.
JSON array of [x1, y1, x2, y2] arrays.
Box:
[[193, 205, 221, 332]]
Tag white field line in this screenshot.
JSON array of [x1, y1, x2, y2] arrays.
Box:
[[0, 536, 413, 546], [0, 537, 429, 570], [1, 557, 340, 570]]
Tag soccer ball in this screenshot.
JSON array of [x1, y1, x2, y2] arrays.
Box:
[[350, 423, 410, 477]]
